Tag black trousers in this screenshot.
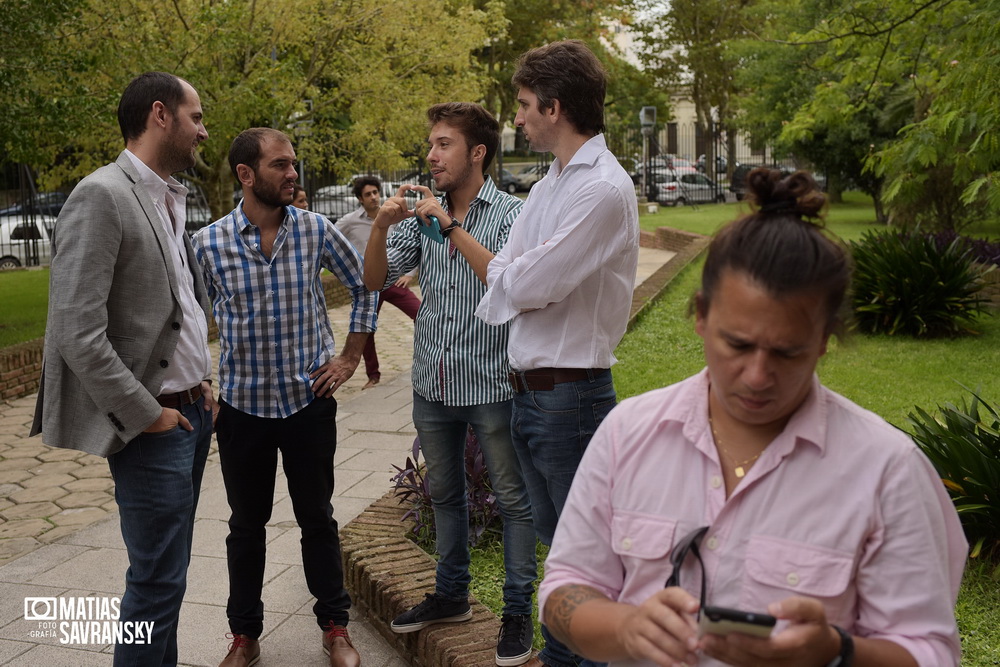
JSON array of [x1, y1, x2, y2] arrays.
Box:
[[216, 397, 350, 638]]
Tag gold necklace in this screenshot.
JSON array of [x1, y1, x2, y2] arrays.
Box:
[[709, 415, 760, 478]]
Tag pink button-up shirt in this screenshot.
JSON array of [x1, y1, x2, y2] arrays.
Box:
[[540, 370, 966, 667]]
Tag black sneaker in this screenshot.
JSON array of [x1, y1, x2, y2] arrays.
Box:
[[390, 593, 472, 633], [495, 614, 533, 666]]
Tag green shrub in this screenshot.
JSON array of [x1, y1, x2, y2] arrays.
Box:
[[850, 231, 989, 337], [908, 389, 1000, 559]]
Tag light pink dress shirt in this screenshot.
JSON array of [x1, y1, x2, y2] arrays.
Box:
[[540, 370, 966, 667], [476, 134, 639, 371]]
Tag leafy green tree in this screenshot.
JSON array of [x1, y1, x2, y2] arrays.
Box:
[[737, 0, 996, 229], [634, 0, 757, 173], [3, 0, 498, 220]]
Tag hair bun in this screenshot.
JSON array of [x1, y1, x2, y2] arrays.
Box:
[[747, 167, 825, 219]]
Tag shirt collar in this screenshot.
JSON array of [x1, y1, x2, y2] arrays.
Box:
[[443, 177, 501, 215], [550, 133, 608, 175], [233, 199, 294, 234], [672, 369, 827, 456], [123, 149, 188, 201]]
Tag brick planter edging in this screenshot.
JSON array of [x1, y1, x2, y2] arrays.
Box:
[[341, 491, 504, 667]]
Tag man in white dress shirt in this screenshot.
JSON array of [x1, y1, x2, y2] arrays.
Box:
[[476, 39, 639, 667]]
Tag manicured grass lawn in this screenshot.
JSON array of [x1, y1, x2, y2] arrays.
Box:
[[0, 268, 48, 348]]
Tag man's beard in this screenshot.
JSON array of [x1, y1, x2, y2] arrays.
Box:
[[253, 179, 292, 208]]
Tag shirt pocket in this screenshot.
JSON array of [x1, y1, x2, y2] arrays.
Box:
[[610, 512, 677, 605], [741, 535, 855, 625]]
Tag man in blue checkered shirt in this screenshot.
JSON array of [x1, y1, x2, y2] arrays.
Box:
[[192, 128, 376, 667]]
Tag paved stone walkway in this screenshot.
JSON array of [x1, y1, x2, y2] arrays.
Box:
[[0, 247, 674, 666]]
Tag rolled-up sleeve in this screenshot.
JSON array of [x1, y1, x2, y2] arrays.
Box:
[[853, 446, 966, 666]]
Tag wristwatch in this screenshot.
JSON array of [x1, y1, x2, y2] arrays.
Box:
[[826, 626, 854, 667], [440, 217, 462, 238]]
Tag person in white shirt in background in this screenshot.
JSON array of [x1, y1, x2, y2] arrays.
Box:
[[476, 39, 639, 667], [336, 175, 421, 389]]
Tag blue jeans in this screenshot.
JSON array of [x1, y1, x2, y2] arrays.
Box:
[[412, 393, 537, 615], [511, 370, 616, 667], [107, 395, 213, 667]]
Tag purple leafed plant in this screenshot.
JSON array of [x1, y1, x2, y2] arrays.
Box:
[[390, 427, 501, 549]]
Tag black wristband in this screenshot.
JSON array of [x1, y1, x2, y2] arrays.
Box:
[[440, 218, 462, 238], [826, 626, 854, 667]]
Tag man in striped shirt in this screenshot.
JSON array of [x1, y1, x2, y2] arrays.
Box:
[[192, 128, 376, 667], [363, 103, 537, 667]]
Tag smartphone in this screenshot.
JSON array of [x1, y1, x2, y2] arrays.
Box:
[[416, 213, 445, 244], [698, 605, 776, 639]]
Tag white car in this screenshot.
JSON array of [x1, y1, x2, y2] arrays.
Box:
[[0, 216, 55, 269], [657, 171, 726, 206], [514, 164, 547, 190]]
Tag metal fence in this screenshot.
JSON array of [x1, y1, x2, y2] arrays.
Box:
[[0, 121, 810, 269]]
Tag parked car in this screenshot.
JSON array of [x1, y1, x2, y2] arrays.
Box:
[[514, 164, 547, 190], [657, 171, 726, 206], [497, 168, 519, 195], [0, 191, 70, 218], [697, 154, 729, 175], [0, 216, 55, 269], [729, 163, 795, 201], [650, 154, 695, 171]]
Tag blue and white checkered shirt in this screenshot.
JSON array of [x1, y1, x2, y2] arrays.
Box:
[[193, 203, 377, 418]]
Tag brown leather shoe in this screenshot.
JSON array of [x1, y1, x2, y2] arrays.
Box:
[[219, 633, 260, 667], [323, 624, 361, 667]]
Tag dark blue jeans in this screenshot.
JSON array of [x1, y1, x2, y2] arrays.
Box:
[[412, 393, 537, 615], [108, 395, 212, 667], [511, 370, 616, 667], [216, 396, 350, 638]]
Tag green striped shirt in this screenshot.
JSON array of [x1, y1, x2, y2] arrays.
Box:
[[385, 178, 522, 406]]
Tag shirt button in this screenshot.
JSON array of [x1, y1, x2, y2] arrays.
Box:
[[786, 572, 800, 586], [621, 537, 632, 551], [706, 536, 719, 551], [710, 475, 722, 488]]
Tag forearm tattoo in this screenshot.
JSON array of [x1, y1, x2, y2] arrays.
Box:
[[547, 584, 607, 651]]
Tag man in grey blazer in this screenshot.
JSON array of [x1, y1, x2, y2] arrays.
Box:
[[31, 71, 216, 667]]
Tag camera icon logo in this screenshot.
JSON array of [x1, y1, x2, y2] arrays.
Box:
[[24, 598, 57, 621]]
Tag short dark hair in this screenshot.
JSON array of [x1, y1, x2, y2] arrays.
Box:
[[512, 40, 607, 136], [228, 128, 289, 180], [293, 183, 306, 197], [426, 103, 500, 173], [117, 72, 186, 145], [699, 168, 851, 335], [352, 175, 382, 200]]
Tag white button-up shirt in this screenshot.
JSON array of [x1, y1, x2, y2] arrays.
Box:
[[124, 150, 210, 394], [476, 134, 639, 370]]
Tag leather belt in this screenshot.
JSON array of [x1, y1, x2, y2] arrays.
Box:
[[156, 384, 203, 409], [507, 368, 608, 393]]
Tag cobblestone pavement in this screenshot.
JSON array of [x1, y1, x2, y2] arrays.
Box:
[[0, 287, 422, 567], [0, 247, 674, 666]]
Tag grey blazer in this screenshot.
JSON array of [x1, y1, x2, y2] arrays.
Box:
[[30, 152, 210, 457]]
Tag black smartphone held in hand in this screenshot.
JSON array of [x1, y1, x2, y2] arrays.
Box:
[[698, 605, 776, 638]]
